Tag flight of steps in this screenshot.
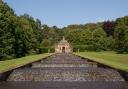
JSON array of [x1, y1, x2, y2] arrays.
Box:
[[7, 53, 124, 81]]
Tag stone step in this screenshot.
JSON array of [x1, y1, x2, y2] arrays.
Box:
[[47, 54, 82, 60], [41, 61, 88, 64], [0, 82, 127, 89], [32, 62, 97, 68], [7, 68, 124, 81], [41, 58, 88, 63], [45, 57, 84, 61]]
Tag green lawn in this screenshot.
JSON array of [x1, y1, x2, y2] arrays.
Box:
[[75, 52, 128, 72], [0, 53, 53, 73]]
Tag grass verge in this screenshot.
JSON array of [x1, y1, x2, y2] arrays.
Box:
[[0, 53, 53, 73], [74, 51, 128, 72]]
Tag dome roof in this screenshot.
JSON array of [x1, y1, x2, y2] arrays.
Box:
[[58, 36, 70, 45]]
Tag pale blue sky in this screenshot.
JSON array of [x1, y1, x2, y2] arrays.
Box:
[[4, 0, 128, 27]]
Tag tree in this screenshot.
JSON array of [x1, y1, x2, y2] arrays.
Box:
[[92, 28, 108, 51], [103, 21, 115, 36], [14, 16, 39, 57], [40, 39, 51, 47], [114, 16, 128, 53], [0, 0, 16, 59], [114, 26, 128, 53], [116, 16, 128, 27]]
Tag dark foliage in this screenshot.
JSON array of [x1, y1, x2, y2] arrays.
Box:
[[103, 21, 115, 36]]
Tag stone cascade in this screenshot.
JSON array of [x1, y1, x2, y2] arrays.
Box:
[[40, 54, 88, 64], [7, 68, 124, 81], [7, 53, 125, 81], [32, 53, 97, 68], [32, 62, 97, 68]]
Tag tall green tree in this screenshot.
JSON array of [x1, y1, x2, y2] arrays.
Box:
[[114, 26, 128, 53], [114, 16, 128, 53], [92, 28, 108, 51], [14, 16, 38, 57], [0, 0, 17, 59]]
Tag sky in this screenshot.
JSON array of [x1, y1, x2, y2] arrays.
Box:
[[4, 0, 128, 28]]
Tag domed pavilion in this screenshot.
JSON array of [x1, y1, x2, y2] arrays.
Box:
[[55, 37, 72, 53]]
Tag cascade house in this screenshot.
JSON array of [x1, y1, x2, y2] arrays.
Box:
[[55, 37, 72, 53]]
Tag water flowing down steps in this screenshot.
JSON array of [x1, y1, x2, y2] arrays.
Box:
[[7, 53, 124, 81], [7, 68, 124, 81], [1, 53, 128, 89]]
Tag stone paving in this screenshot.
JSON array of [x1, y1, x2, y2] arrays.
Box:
[[7, 53, 125, 81]]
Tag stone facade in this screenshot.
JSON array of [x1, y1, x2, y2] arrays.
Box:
[[55, 37, 72, 53]]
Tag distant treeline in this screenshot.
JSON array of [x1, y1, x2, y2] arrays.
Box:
[[0, 0, 128, 60]]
